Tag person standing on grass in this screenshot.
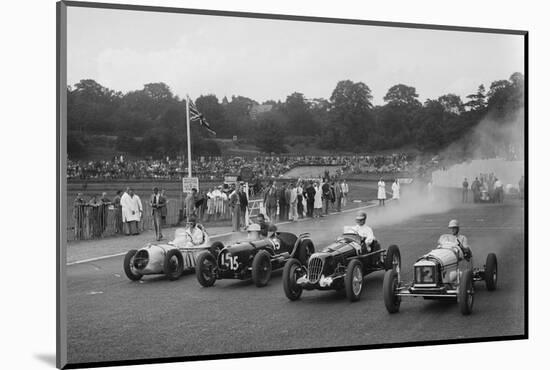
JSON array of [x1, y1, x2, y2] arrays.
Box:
[[377, 178, 386, 206], [392, 179, 400, 202], [462, 178, 469, 203]]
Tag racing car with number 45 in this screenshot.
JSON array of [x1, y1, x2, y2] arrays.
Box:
[[382, 234, 498, 315], [195, 225, 315, 288], [282, 226, 401, 302]]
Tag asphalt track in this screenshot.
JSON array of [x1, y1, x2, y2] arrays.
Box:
[[66, 195, 525, 365]]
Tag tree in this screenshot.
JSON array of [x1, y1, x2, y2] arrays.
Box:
[[464, 84, 487, 112], [283, 92, 318, 135], [437, 94, 464, 114], [254, 111, 288, 153], [383, 84, 421, 107], [329, 80, 375, 149]]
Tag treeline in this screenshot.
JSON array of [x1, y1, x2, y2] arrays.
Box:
[[67, 73, 524, 158]]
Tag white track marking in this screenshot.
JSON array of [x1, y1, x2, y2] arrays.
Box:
[[66, 202, 380, 266]]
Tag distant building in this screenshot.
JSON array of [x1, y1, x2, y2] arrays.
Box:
[[249, 104, 273, 120]]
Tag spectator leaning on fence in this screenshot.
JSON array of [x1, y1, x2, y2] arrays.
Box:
[[113, 190, 123, 234]]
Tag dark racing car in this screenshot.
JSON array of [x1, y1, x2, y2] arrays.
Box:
[[195, 225, 314, 288], [282, 227, 401, 302]]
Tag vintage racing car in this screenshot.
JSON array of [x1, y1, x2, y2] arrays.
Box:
[[123, 225, 214, 281], [195, 230, 314, 288], [282, 227, 401, 302], [382, 234, 498, 315]]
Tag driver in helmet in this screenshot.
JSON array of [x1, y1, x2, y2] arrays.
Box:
[[352, 211, 377, 253], [247, 223, 262, 240], [447, 219, 472, 261], [173, 216, 206, 247], [267, 224, 278, 238]]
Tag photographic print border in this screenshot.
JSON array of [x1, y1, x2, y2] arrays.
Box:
[[56, 1, 529, 368]]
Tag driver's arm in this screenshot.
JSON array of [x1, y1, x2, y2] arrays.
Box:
[[458, 235, 472, 259], [363, 227, 375, 245]]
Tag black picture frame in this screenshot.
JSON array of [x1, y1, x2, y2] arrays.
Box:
[[57, 1, 528, 369]]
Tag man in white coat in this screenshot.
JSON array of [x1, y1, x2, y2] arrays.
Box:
[[377, 178, 386, 206], [121, 188, 142, 235]]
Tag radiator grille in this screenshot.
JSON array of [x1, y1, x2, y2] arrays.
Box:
[[308, 256, 324, 283]]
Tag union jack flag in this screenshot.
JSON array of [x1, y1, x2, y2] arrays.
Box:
[[188, 99, 216, 136]]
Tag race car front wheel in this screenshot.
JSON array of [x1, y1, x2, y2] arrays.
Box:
[[252, 250, 272, 287], [384, 245, 401, 271], [458, 269, 474, 315], [485, 253, 498, 291], [383, 269, 401, 313], [123, 249, 143, 281], [345, 259, 363, 302], [164, 249, 184, 281], [283, 258, 303, 301], [196, 251, 217, 287]]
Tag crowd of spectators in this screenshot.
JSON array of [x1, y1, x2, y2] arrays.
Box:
[[67, 153, 417, 181]]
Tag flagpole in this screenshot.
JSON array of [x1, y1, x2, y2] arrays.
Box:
[[186, 95, 192, 178]]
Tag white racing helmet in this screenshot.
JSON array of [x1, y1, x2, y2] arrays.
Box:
[[247, 224, 261, 232], [355, 211, 367, 221], [448, 219, 460, 228]]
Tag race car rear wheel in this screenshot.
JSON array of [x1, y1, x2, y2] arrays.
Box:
[[384, 245, 401, 271], [297, 239, 314, 265], [283, 258, 303, 301], [163, 249, 184, 281], [195, 251, 217, 287], [458, 269, 474, 315], [252, 250, 272, 287], [123, 249, 143, 281], [485, 253, 498, 291], [383, 269, 401, 313], [345, 259, 363, 302]]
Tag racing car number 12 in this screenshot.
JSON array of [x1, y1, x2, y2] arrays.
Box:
[[221, 253, 239, 270]]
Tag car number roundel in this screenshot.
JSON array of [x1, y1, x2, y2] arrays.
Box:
[[221, 252, 239, 270], [271, 238, 281, 251]]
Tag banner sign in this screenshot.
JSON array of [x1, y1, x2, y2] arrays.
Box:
[[182, 177, 199, 193]]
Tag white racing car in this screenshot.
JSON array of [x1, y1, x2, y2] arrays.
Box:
[[123, 225, 215, 281], [383, 234, 497, 315]]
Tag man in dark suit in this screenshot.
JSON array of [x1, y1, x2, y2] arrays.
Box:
[[238, 182, 249, 229], [264, 181, 278, 222], [278, 182, 288, 222], [304, 181, 316, 218], [160, 189, 168, 226], [150, 187, 166, 241]]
